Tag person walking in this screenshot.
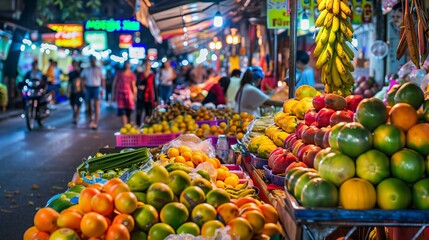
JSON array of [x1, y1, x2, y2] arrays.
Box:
[[158, 60, 176, 103], [226, 69, 241, 108], [136, 62, 156, 126], [112, 61, 137, 126], [68, 60, 84, 124], [80, 56, 105, 129]]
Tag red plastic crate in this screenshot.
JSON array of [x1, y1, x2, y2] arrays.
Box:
[[115, 133, 181, 147], [196, 119, 227, 127]]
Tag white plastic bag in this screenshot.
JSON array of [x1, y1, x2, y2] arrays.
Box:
[[161, 134, 216, 158]]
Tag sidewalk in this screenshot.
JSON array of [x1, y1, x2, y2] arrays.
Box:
[[0, 108, 22, 122]]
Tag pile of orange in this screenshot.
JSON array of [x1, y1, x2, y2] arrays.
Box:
[[24, 178, 139, 240], [164, 146, 222, 169]]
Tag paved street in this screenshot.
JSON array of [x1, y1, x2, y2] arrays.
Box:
[[0, 101, 122, 239]]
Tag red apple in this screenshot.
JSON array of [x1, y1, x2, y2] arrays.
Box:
[[323, 128, 332, 148], [301, 126, 319, 145], [304, 108, 317, 126], [284, 133, 297, 149], [329, 110, 353, 126], [345, 95, 363, 112], [297, 144, 314, 161], [296, 124, 308, 139], [314, 127, 329, 147], [344, 109, 354, 119], [292, 140, 304, 156], [302, 145, 322, 168], [312, 94, 326, 111], [285, 161, 307, 174], [315, 108, 335, 127]]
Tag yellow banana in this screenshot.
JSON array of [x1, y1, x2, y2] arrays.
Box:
[[340, 1, 352, 15], [343, 18, 354, 33], [341, 0, 350, 6], [329, 29, 337, 44], [332, 16, 340, 32], [316, 44, 333, 69], [335, 55, 347, 76], [342, 42, 355, 59], [331, 59, 342, 87], [318, 0, 327, 11], [340, 21, 353, 37], [321, 69, 327, 84], [340, 10, 347, 19], [315, 27, 325, 43], [316, 9, 328, 27], [341, 54, 354, 71], [320, 26, 330, 44], [314, 41, 326, 58], [336, 41, 345, 58], [337, 31, 345, 43], [324, 12, 334, 28], [326, 0, 334, 11], [333, 0, 340, 15]]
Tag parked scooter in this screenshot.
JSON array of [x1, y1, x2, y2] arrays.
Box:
[[21, 78, 53, 130]]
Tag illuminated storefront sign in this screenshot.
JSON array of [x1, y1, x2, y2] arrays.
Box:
[[119, 35, 133, 49], [47, 24, 84, 48], [84, 31, 107, 50], [85, 19, 140, 32], [129, 46, 146, 59], [267, 0, 291, 29]]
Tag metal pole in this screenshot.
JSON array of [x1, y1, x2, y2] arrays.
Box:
[[273, 29, 278, 86], [288, 0, 298, 99]]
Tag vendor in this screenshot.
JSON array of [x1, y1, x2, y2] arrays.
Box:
[[235, 66, 284, 117], [202, 76, 229, 106]]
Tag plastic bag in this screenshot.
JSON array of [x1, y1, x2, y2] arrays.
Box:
[[165, 226, 238, 240], [194, 162, 217, 184], [161, 134, 216, 158]]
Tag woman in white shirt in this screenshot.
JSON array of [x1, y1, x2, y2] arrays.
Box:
[[158, 60, 176, 103], [235, 66, 283, 117]]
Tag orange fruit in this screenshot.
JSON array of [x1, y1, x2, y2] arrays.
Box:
[[91, 193, 114, 216], [191, 203, 217, 227], [49, 228, 80, 240], [216, 203, 239, 224], [114, 192, 138, 214], [181, 151, 192, 161], [201, 220, 224, 237], [79, 187, 101, 213], [32, 231, 50, 240], [184, 161, 195, 168], [160, 202, 189, 230], [178, 146, 192, 154], [191, 154, 204, 166], [262, 223, 282, 237], [80, 212, 108, 238], [389, 103, 419, 132], [103, 178, 124, 193], [167, 147, 180, 158], [174, 155, 186, 163], [377, 178, 412, 210], [24, 226, 45, 240], [176, 222, 200, 236], [206, 158, 218, 168], [148, 223, 175, 240], [105, 182, 130, 199], [241, 210, 266, 234], [34, 207, 60, 233], [235, 197, 261, 208], [105, 224, 130, 240], [61, 204, 84, 215], [213, 158, 221, 168], [87, 183, 104, 191], [57, 211, 82, 230], [216, 180, 225, 189], [216, 169, 228, 181], [227, 217, 253, 240], [112, 213, 135, 232], [259, 204, 279, 224], [406, 123, 429, 156], [224, 176, 238, 187]]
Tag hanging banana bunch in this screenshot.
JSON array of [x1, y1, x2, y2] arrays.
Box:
[[314, 0, 355, 96]]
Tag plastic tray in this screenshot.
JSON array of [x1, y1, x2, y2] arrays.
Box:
[[196, 119, 227, 127], [206, 136, 237, 147], [115, 132, 181, 147], [269, 170, 285, 186], [263, 165, 271, 180], [250, 154, 268, 169]]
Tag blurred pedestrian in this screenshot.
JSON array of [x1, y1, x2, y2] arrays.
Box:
[[235, 66, 283, 117], [24, 61, 43, 81], [226, 69, 241, 108], [191, 64, 206, 84], [202, 76, 229, 105], [45, 60, 61, 103], [158, 60, 176, 103], [80, 56, 105, 129], [112, 61, 137, 126], [105, 67, 114, 104], [68, 60, 84, 124], [295, 50, 315, 90], [136, 62, 156, 126]]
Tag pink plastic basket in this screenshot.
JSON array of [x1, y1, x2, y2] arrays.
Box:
[[196, 119, 227, 127], [206, 136, 237, 147], [115, 133, 181, 147]]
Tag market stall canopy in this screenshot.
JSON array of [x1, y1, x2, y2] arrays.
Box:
[[136, 0, 245, 54]]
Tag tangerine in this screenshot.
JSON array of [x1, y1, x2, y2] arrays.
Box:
[[102, 178, 123, 193], [87, 183, 104, 191], [57, 211, 82, 230], [184, 161, 195, 168], [216, 169, 228, 181], [201, 220, 224, 237], [178, 146, 192, 154], [80, 212, 108, 238], [174, 156, 186, 163], [112, 213, 135, 232], [148, 223, 175, 240], [114, 192, 138, 214], [227, 217, 254, 240], [105, 224, 130, 240], [91, 192, 114, 216], [23, 226, 42, 240], [224, 176, 238, 187], [389, 103, 419, 132], [105, 182, 130, 199], [133, 205, 159, 232], [181, 151, 192, 161], [406, 123, 429, 155], [191, 154, 204, 166], [160, 202, 189, 230], [167, 148, 180, 158], [176, 222, 200, 236], [34, 207, 60, 233], [79, 187, 101, 213]]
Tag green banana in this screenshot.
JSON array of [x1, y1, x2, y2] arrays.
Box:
[[165, 163, 191, 173]]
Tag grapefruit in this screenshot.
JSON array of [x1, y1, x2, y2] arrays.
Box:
[[126, 171, 151, 192], [148, 223, 175, 240], [168, 170, 191, 196], [412, 178, 429, 210], [191, 203, 217, 227], [201, 220, 224, 237], [389, 103, 419, 132], [130, 230, 148, 240], [373, 124, 406, 155], [394, 82, 424, 109], [147, 165, 169, 184], [216, 202, 239, 224], [133, 205, 159, 232], [355, 98, 388, 131], [336, 122, 373, 158], [191, 178, 213, 195], [406, 123, 429, 155], [377, 178, 411, 210], [391, 149, 425, 183], [180, 186, 206, 210], [146, 182, 174, 211], [301, 178, 338, 208], [241, 210, 266, 234], [355, 149, 390, 184], [205, 189, 230, 208], [160, 202, 189, 230], [176, 222, 200, 236], [318, 152, 355, 187], [227, 217, 254, 240]]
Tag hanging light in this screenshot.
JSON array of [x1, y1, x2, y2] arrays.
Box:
[[301, 11, 310, 31], [213, 3, 223, 28]]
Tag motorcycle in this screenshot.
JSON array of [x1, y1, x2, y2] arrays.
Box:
[[21, 78, 53, 130]]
